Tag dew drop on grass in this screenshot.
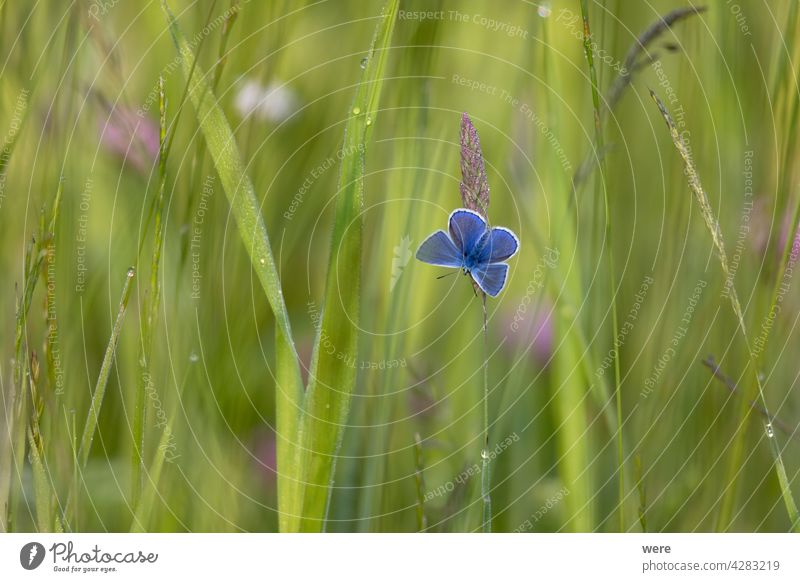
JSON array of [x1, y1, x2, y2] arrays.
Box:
[[189, 352, 199, 363], [359, 57, 368, 69], [365, 117, 372, 126], [480, 449, 489, 460], [766, 423, 774, 438], [352, 106, 361, 115], [537, 3, 551, 18], [127, 266, 136, 278]]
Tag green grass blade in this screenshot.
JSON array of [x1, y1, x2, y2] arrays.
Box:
[[133, 74, 168, 509], [130, 418, 173, 533], [765, 423, 800, 531], [275, 323, 304, 532], [78, 267, 135, 468], [160, 0, 297, 349], [579, 0, 625, 532], [26, 428, 51, 532], [291, 0, 399, 532], [159, 0, 304, 530], [539, 17, 594, 531]]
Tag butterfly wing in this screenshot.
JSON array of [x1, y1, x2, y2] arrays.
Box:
[[415, 230, 463, 268], [476, 227, 519, 263], [471, 262, 509, 297], [449, 209, 487, 255]]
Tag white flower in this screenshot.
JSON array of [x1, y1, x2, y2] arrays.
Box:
[[234, 79, 298, 123]]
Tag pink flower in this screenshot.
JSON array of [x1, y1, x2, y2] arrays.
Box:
[[98, 105, 159, 175], [750, 197, 800, 267], [503, 301, 554, 366], [252, 429, 277, 487]]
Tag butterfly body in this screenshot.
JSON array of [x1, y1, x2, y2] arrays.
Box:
[[416, 209, 519, 297]]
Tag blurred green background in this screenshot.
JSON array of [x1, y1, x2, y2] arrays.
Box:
[[1, 0, 798, 532]]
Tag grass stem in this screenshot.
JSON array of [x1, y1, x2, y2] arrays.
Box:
[[78, 267, 135, 468], [650, 90, 799, 532], [579, 0, 625, 532], [480, 294, 491, 532]]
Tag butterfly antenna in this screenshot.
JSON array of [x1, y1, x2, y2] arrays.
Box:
[[436, 271, 456, 280]]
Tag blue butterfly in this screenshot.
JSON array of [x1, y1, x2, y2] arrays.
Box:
[[416, 209, 519, 297]]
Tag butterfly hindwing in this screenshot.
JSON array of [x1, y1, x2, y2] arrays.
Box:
[[471, 262, 509, 297], [415, 230, 463, 268]]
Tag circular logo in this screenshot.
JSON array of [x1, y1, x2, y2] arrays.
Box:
[[19, 542, 46, 570]]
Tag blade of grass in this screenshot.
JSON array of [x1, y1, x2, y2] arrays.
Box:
[[62, 267, 135, 528], [650, 90, 799, 532], [137, 0, 220, 263], [160, 1, 297, 338], [26, 427, 51, 532], [130, 417, 174, 532], [4, 227, 49, 531], [579, 0, 625, 532], [78, 267, 135, 468], [1, 176, 60, 531], [160, 0, 304, 532], [480, 295, 491, 532], [178, 0, 240, 284], [291, 0, 399, 532], [132, 75, 168, 508], [539, 15, 594, 532]]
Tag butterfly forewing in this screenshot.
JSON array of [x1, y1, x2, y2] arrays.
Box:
[[448, 209, 487, 255], [415, 230, 463, 268], [478, 227, 519, 264]]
